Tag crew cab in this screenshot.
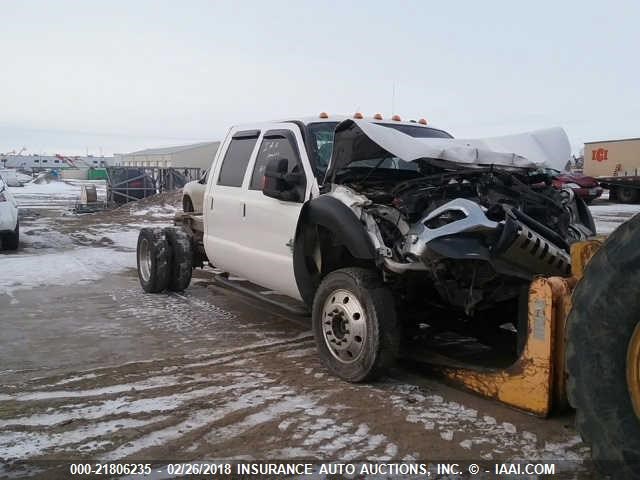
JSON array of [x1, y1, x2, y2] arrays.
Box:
[[136, 113, 595, 382]]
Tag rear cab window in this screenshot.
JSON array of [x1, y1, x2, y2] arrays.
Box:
[[216, 130, 260, 187]]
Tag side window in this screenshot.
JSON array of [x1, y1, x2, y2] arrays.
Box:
[[217, 131, 259, 187], [250, 132, 301, 190]]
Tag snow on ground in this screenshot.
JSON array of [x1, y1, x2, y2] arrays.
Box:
[[589, 202, 640, 234], [1, 178, 178, 298], [8, 179, 106, 208], [130, 204, 178, 218], [0, 221, 164, 298], [0, 246, 134, 297]]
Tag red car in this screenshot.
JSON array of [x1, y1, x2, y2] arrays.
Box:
[[547, 169, 603, 203]]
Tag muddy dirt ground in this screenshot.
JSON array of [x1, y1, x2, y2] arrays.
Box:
[[2, 181, 638, 479]]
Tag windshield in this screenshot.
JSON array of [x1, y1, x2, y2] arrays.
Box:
[[379, 123, 453, 139], [307, 122, 338, 174], [347, 156, 419, 171], [307, 121, 453, 176]]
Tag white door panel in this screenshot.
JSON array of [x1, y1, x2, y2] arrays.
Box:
[[203, 123, 315, 301], [205, 185, 246, 273], [239, 190, 303, 298]]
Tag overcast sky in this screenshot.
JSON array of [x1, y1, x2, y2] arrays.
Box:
[[1, 0, 639, 156]]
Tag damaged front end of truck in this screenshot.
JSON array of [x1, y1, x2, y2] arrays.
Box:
[[305, 120, 595, 322]]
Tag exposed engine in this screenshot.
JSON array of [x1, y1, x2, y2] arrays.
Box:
[[331, 167, 596, 315]]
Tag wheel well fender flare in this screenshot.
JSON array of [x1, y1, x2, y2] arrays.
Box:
[[293, 195, 376, 305]]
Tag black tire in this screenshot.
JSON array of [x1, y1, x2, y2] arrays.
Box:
[[183, 196, 194, 212], [617, 187, 639, 204], [3, 220, 19, 250], [136, 228, 170, 293], [164, 226, 193, 292], [566, 213, 640, 478], [312, 268, 398, 382]]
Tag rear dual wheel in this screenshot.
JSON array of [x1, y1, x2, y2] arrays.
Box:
[[566, 213, 640, 477], [137, 227, 192, 293]]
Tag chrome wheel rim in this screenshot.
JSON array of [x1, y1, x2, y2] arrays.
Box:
[[321, 288, 367, 364], [138, 237, 152, 282]]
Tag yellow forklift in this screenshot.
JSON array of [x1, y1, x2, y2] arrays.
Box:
[[429, 214, 640, 477]]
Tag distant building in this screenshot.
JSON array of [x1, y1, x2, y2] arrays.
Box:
[[114, 141, 220, 170], [0, 154, 112, 170]]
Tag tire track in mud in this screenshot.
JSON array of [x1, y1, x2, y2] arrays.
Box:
[[2, 277, 591, 478], [1, 340, 590, 474]]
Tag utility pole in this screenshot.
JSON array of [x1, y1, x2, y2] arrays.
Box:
[[391, 82, 396, 115]]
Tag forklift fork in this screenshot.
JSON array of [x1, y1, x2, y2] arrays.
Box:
[[431, 239, 603, 417]]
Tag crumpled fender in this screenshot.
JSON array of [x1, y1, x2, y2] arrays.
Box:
[[292, 195, 376, 305], [301, 195, 375, 259]]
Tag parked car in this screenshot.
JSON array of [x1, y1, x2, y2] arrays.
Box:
[[546, 168, 603, 203], [0, 173, 19, 250], [182, 169, 208, 212], [0, 169, 23, 187]]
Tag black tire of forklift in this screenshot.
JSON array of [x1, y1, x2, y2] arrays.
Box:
[[3, 219, 19, 250], [617, 187, 639, 204], [136, 228, 170, 293], [312, 268, 399, 382], [164, 226, 193, 292], [566, 213, 640, 478]]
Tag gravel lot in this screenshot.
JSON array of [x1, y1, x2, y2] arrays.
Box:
[[1, 180, 638, 479]]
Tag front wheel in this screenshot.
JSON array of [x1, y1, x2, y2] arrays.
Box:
[[312, 268, 398, 382], [3, 219, 19, 250]]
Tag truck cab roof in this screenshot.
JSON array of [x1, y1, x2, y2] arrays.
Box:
[[226, 114, 454, 179]]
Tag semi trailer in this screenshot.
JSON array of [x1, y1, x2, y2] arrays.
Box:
[[584, 137, 640, 203]]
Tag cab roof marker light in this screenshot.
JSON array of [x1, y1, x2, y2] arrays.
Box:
[[319, 112, 329, 119], [373, 113, 383, 120], [391, 114, 402, 121], [419, 118, 428, 125], [353, 112, 364, 119]]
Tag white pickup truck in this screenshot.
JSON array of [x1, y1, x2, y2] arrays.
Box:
[[136, 113, 596, 382]]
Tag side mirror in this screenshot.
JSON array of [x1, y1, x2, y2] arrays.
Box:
[[262, 157, 304, 201]]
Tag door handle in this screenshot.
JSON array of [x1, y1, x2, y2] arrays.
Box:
[[240, 202, 246, 217], [210, 197, 214, 210]]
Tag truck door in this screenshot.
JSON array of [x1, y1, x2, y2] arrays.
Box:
[[240, 126, 316, 299], [203, 128, 260, 275]]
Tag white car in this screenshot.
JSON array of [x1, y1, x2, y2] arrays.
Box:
[[0, 173, 19, 250], [182, 169, 208, 212]]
